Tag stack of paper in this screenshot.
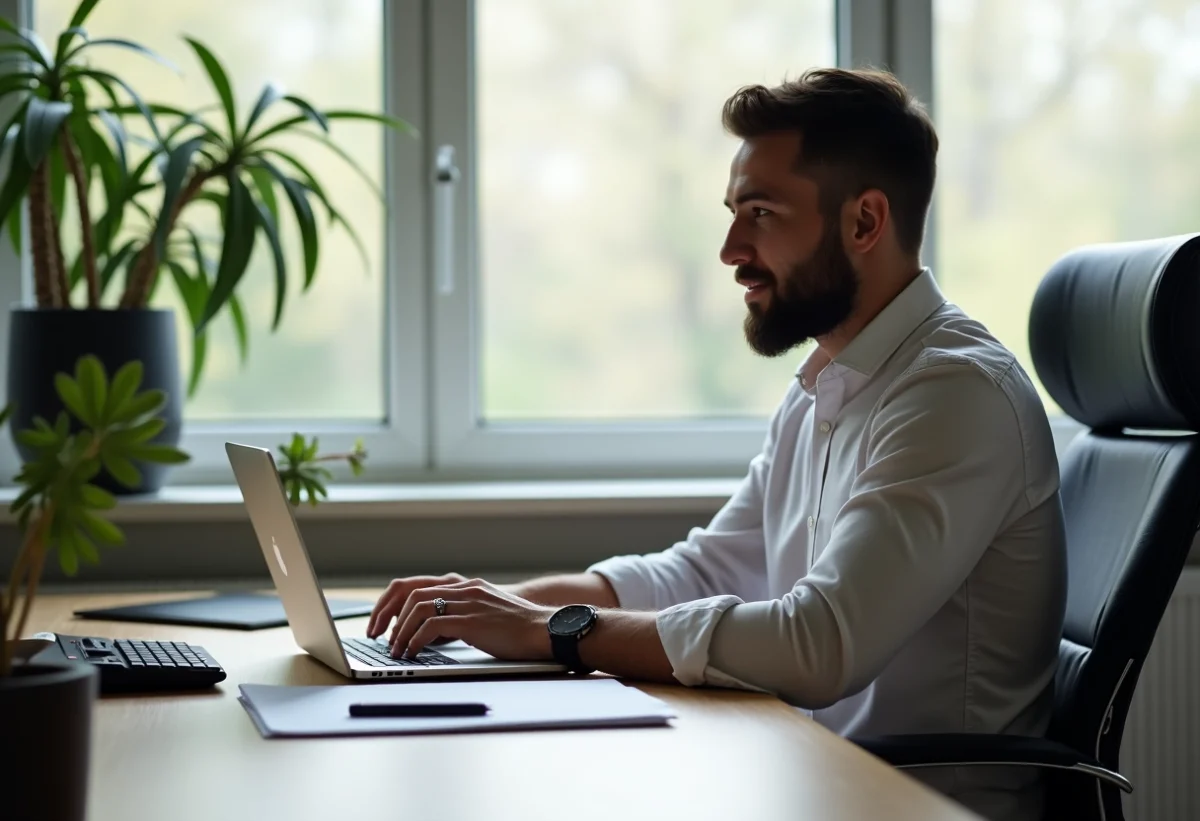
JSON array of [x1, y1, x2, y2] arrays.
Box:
[[238, 678, 676, 738]]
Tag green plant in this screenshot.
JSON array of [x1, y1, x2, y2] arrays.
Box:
[[0, 354, 189, 676], [0, 0, 416, 396], [277, 433, 367, 507]]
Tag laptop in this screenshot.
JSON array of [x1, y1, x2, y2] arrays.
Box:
[[226, 442, 567, 681]]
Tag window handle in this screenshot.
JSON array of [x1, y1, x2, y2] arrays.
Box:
[[435, 144, 461, 296]]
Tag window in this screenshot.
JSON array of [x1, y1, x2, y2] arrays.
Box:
[[35, 0, 389, 422], [934, 0, 1200, 410], [475, 0, 835, 421]]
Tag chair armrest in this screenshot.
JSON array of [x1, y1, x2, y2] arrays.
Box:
[[850, 734, 1132, 794]]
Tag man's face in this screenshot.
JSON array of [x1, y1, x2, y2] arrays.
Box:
[[720, 132, 859, 357]]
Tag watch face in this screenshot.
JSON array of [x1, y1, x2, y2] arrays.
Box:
[[549, 605, 596, 636]]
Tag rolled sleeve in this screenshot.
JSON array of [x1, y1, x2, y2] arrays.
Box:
[[654, 595, 743, 685]]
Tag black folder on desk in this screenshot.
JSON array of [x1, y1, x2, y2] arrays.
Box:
[[74, 592, 374, 630]]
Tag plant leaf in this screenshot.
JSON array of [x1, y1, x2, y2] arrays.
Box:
[[55, 25, 88, 64], [58, 538, 80, 575], [81, 483, 117, 510], [259, 158, 318, 290], [75, 532, 100, 564], [249, 183, 287, 329], [244, 81, 285, 140], [128, 444, 190, 465], [104, 360, 144, 422], [75, 355, 107, 425], [67, 38, 179, 73], [54, 372, 91, 425], [0, 107, 32, 235], [108, 388, 165, 424], [81, 511, 124, 545], [94, 109, 127, 183], [101, 454, 141, 488], [282, 94, 329, 132], [98, 239, 139, 298], [23, 97, 72, 168], [198, 171, 257, 332], [245, 164, 278, 221], [167, 260, 209, 396], [184, 37, 237, 141], [0, 19, 52, 68], [68, 0, 104, 30], [118, 416, 164, 444], [152, 137, 205, 261], [229, 293, 249, 363], [68, 68, 163, 146]]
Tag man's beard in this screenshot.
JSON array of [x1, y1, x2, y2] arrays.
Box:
[[741, 222, 859, 358]]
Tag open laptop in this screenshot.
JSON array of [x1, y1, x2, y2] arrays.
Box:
[[226, 442, 567, 680]]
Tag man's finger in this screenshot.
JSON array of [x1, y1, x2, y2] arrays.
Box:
[[368, 578, 411, 636], [389, 582, 484, 645], [406, 616, 473, 658], [368, 574, 466, 637]]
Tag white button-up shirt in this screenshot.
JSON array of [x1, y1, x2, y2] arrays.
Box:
[[591, 269, 1066, 820]]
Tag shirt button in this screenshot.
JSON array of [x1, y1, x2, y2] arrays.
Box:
[[819, 421, 831, 433], [807, 516, 815, 530]]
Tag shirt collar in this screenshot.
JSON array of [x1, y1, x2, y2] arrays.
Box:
[[797, 268, 946, 390]]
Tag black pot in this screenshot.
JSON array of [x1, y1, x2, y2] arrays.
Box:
[[0, 661, 98, 821], [7, 307, 184, 494]]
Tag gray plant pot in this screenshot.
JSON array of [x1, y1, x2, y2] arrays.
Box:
[[6, 307, 184, 494], [0, 661, 98, 821]]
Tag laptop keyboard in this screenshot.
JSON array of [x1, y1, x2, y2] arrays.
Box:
[[342, 637, 459, 668]]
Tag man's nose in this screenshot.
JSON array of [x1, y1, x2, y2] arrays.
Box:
[[720, 227, 752, 267]]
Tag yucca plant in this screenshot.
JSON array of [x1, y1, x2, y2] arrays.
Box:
[[0, 0, 415, 395]]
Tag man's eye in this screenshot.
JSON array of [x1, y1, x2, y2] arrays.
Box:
[[752, 207, 771, 219]]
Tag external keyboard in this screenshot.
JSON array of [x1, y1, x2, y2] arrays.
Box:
[[341, 637, 459, 667], [51, 634, 227, 694]]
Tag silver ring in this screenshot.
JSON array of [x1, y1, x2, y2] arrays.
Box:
[[433, 597, 447, 617]]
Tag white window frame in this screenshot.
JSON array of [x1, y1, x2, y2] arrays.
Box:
[[3, 0, 429, 484], [426, 0, 889, 478]]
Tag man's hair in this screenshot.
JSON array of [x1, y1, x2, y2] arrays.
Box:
[[722, 67, 938, 255]]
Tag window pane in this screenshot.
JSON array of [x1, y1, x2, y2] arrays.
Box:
[[36, 0, 385, 421], [477, 0, 835, 420], [935, 0, 1197, 410]]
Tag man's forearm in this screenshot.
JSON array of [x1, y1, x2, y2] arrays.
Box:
[[578, 609, 676, 682], [508, 572, 620, 608]]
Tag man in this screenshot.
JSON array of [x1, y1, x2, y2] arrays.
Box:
[[367, 68, 1066, 820]]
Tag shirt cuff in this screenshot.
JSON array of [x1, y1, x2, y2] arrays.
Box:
[[655, 595, 742, 686], [587, 556, 659, 611]]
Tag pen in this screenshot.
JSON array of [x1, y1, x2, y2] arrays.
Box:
[[348, 702, 490, 718]]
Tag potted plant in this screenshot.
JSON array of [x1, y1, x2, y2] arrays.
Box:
[[0, 355, 188, 821], [0, 0, 412, 493], [0, 356, 368, 821]]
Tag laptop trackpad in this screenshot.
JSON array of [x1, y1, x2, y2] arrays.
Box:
[[435, 641, 511, 665]]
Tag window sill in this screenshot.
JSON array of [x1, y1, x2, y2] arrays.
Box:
[[0, 478, 742, 524]]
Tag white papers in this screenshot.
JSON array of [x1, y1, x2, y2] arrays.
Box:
[[238, 678, 675, 738]]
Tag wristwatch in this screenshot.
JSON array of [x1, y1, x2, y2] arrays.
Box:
[[547, 604, 599, 674]]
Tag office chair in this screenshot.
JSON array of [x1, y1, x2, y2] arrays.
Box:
[[852, 234, 1200, 821]]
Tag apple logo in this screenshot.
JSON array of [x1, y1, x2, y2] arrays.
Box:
[[272, 537, 288, 576]]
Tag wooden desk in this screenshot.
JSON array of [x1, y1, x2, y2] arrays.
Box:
[[28, 590, 981, 821]]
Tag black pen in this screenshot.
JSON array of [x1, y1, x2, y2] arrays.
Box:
[[348, 702, 490, 718]]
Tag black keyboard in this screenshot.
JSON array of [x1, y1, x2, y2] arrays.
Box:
[[52, 634, 227, 694], [341, 637, 459, 667]]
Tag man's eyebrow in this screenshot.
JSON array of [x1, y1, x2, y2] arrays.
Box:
[[723, 190, 782, 210]]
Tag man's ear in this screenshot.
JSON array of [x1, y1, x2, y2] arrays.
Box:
[[846, 189, 889, 254]]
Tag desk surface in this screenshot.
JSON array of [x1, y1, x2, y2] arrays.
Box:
[[28, 590, 980, 821]]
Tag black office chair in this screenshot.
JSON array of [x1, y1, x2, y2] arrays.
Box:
[[852, 234, 1200, 821]]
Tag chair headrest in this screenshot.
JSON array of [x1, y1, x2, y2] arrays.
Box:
[[1029, 234, 1200, 431]]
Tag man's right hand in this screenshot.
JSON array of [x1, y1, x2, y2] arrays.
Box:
[[366, 573, 468, 638]]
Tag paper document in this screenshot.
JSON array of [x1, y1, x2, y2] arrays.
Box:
[[238, 678, 675, 738]]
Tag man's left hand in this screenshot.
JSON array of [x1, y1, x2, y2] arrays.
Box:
[[385, 578, 556, 661]]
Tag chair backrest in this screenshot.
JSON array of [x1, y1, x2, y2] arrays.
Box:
[[1029, 233, 1200, 818]]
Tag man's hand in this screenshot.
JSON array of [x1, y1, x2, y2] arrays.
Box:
[[367, 573, 467, 639], [370, 576, 556, 661]]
